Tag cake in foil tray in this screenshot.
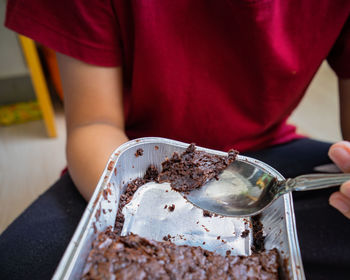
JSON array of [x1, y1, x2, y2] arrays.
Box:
[[82, 144, 280, 280]]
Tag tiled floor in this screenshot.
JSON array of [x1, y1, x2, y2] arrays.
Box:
[[0, 62, 342, 234]]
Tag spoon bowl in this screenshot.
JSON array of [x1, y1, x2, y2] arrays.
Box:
[[186, 158, 350, 217]]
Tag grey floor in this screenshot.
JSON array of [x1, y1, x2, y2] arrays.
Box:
[[0, 62, 342, 234]]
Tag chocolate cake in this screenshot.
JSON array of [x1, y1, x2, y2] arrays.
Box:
[[83, 144, 280, 279], [158, 143, 238, 192], [82, 228, 279, 280]]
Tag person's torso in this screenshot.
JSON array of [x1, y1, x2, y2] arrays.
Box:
[[115, 0, 349, 151]]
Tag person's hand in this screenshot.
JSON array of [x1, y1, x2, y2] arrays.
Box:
[[328, 141, 350, 218]]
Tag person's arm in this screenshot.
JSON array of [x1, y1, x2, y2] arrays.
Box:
[[57, 53, 129, 201], [339, 78, 350, 141]]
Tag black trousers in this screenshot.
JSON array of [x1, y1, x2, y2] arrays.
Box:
[[1, 138, 349, 279]]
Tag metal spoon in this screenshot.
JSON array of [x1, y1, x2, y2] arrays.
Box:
[[186, 159, 350, 217]]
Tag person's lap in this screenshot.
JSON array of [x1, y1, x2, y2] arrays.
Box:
[[0, 138, 349, 279]]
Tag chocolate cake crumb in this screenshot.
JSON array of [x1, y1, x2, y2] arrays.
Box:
[[143, 165, 159, 181], [241, 229, 250, 238], [164, 205, 168, 209], [92, 223, 97, 234], [135, 148, 144, 157], [201, 225, 210, 232], [107, 160, 114, 171], [163, 235, 169, 241], [82, 229, 279, 280], [168, 204, 175, 212], [95, 209, 101, 220], [158, 144, 238, 192], [102, 190, 108, 200], [251, 214, 265, 253], [203, 210, 213, 217]]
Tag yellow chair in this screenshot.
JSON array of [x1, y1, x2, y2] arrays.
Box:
[[18, 35, 57, 137]]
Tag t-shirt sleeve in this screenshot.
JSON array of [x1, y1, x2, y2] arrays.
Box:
[[5, 0, 122, 67], [327, 17, 350, 79]]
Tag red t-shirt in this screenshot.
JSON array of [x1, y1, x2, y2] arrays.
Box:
[[5, 1, 350, 152]]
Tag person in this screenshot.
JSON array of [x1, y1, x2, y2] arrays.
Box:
[[1, 1, 349, 279]]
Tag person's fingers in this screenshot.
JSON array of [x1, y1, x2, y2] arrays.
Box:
[[329, 191, 350, 219], [328, 141, 350, 173], [329, 182, 350, 219], [328, 142, 350, 218], [340, 181, 350, 198]]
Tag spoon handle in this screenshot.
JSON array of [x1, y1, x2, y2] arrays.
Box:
[[285, 173, 350, 192]]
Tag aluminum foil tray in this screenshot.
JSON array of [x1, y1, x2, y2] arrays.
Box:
[[52, 137, 305, 280]]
